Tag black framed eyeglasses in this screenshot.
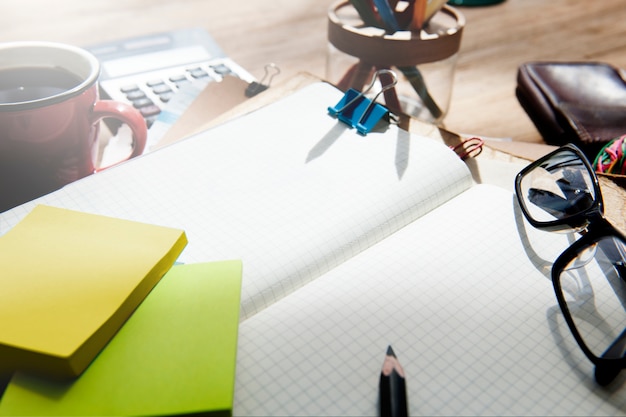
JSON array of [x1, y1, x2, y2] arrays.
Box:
[[515, 143, 626, 386]]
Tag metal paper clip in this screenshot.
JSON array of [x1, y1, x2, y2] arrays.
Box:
[[245, 63, 280, 97], [328, 69, 397, 135]]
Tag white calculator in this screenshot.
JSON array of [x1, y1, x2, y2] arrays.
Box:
[[86, 28, 255, 128]]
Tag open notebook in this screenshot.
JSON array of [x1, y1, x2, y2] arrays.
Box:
[[0, 81, 471, 321], [0, 81, 624, 415]]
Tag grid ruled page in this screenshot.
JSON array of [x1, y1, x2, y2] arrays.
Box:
[[234, 184, 626, 416], [0, 82, 471, 320]]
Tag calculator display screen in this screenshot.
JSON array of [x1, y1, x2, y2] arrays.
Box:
[[101, 46, 212, 78]]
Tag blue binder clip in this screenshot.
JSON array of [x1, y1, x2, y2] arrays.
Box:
[[328, 69, 397, 135]]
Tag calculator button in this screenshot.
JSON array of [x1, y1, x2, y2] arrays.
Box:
[[146, 79, 166, 87], [132, 98, 153, 108], [126, 90, 147, 100], [211, 64, 231, 75], [189, 69, 208, 79], [120, 84, 140, 93], [152, 84, 172, 95], [139, 104, 161, 117], [159, 92, 174, 103], [169, 74, 187, 83]]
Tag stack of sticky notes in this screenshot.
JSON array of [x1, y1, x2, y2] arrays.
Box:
[[0, 205, 243, 416]]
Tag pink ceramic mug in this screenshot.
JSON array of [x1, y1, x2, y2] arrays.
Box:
[[0, 41, 147, 212]]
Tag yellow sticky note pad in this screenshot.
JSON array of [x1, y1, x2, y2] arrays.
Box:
[[0, 261, 243, 417], [0, 205, 187, 378]]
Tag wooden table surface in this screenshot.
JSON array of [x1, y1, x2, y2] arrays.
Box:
[[3, 0, 626, 144]]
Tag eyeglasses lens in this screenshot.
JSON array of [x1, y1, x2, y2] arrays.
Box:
[[519, 149, 596, 226], [557, 235, 626, 361]]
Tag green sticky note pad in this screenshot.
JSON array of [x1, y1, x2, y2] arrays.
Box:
[[0, 261, 243, 417]]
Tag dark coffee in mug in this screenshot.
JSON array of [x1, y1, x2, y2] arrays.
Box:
[[0, 67, 83, 104], [0, 42, 147, 213]]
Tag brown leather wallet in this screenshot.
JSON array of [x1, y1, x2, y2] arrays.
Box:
[[516, 61, 626, 159]]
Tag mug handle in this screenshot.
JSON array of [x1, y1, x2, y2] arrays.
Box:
[[91, 100, 147, 172]]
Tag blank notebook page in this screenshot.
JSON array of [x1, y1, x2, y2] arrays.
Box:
[[0, 82, 472, 319], [234, 184, 626, 416]]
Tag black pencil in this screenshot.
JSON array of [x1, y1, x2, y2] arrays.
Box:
[[379, 345, 408, 417]]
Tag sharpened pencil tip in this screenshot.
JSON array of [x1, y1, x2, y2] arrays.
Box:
[[386, 345, 396, 357]]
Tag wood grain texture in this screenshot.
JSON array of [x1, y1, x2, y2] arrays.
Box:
[[2, 0, 625, 143]]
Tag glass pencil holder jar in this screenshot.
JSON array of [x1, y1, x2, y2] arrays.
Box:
[[326, 1, 465, 125]]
